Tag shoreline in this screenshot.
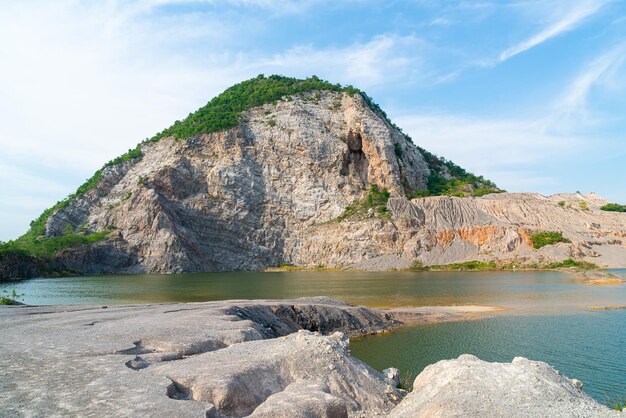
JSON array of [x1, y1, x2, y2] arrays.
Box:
[[2, 263, 625, 283]]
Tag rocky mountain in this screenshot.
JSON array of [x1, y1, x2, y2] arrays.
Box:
[[1, 75, 624, 278]]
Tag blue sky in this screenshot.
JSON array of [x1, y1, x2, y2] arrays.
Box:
[[1, 0, 625, 241]]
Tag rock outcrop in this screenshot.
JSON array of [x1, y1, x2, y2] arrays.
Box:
[[390, 354, 616, 417], [290, 192, 626, 270], [0, 298, 411, 417], [24, 90, 435, 275]]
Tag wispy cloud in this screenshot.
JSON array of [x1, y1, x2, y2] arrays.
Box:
[[392, 113, 585, 191], [254, 35, 425, 88], [556, 43, 626, 117], [499, 0, 606, 61]]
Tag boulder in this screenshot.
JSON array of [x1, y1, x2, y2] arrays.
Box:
[[390, 354, 616, 417]]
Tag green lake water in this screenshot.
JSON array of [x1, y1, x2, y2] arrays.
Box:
[[2, 269, 625, 402]]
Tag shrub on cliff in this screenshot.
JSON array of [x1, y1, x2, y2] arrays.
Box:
[[530, 232, 571, 249], [600, 203, 626, 212], [338, 185, 390, 221], [408, 172, 502, 199], [545, 258, 598, 270]]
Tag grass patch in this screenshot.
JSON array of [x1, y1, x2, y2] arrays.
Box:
[[0, 289, 24, 305], [605, 396, 626, 411], [530, 231, 571, 249], [429, 260, 498, 271], [266, 263, 342, 272], [406, 259, 598, 272], [407, 260, 498, 272], [408, 260, 429, 271], [0, 227, 114, 259], [600, 203, 626, 212], [337, 185, 390, 222], [545, 258, 599, 270]]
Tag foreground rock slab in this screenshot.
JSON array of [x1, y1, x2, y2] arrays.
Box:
[[391, 354, 617, 417], [0, 298, 405, 417]]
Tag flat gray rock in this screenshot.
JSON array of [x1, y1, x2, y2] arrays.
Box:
[[0, 298, 399, 417]]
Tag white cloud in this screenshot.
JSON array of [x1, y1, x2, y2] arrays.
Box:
[[556, 43, 626, 118], [253, 35, 425, 88], [392, 113, 584, 191], [499, 0, 606, 61], [0, 163, 73, 240]]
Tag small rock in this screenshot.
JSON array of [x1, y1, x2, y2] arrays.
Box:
[[383, 367, 400, 386]]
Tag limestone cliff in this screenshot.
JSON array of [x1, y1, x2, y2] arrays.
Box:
[[2, 76, 625, 277]]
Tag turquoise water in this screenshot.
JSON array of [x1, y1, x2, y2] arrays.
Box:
[[2, 269, 624, 402], [351, 310, 626, 403]]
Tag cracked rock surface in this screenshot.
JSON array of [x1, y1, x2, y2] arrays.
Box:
[[0, 298, 401, 417]]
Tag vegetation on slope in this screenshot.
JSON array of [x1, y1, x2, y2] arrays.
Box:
[[409, 146, 501, 198], [545, 258, 598, 269], [408, 258, 598, 272], [600, 203, 626, 212], [529, 231, 571, 249], [148, 74, 360, 141], [360, 91, 501, 198], [0, 227, 113, 259], [337, 185, 390, 221], [0, 289, 24, 305]]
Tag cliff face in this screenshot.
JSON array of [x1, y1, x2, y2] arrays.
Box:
[[5, 86, 626, 276], [43, 91, 432, 273]]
